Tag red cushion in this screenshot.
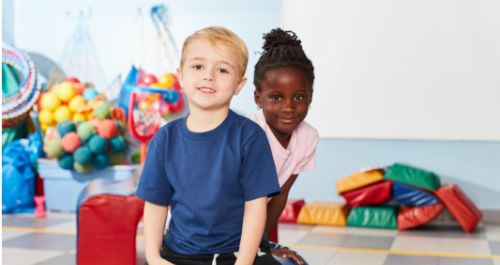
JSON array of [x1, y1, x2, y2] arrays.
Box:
[[77, 194, 144, 265], [398, 204, 444, 230], [436, 184, 481, 233], [278, 199, 306, 223], [341, 181, 392, 207]]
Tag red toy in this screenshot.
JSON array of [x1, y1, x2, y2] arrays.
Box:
[[436, 184, 481, 233], [77, 194, 144, 265]]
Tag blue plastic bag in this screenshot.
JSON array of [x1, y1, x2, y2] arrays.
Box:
[[2, 138, 36, 213]]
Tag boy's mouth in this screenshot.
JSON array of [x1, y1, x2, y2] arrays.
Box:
[[197, 87, 216, 94]]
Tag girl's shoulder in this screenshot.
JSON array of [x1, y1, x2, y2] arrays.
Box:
[[296, 120, 319, 140]]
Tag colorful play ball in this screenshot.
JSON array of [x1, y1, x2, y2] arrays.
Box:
[[68, 95, 86, 112], [40, 92, 61, 111], [93, 154, 110, 169], [109, 152, 124, 165], [158, 73, 176, 88], [77, 122, 95, 142], [57, 120, 76, 136], [110, 135, 127, 152], [54, 105, 72, 123], [72, 112, 86, 122], [44, 139, 63, 158], [61, 132, 82, 153], [74, 146, 93, 165], [72, 82, 86, 95], [139, 73, 158, 86], [58, 154, 74, 170], [97, 119, 119, 139], [93, 102, 111, 119], [39, 109, 55, 125], [83, 87, 98, 102], [66, 77, 81, 84], [74, 162, 93, 173], [88, 135, 108, 154], [54, 82, 75, 102]]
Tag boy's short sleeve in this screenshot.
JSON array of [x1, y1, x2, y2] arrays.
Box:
[[136, 131, 173, 205], [239, 128, 281, 201]]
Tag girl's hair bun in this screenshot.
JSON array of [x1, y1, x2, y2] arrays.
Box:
[[262, 28, 302, 53]]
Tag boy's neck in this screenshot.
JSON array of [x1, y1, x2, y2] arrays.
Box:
[[186, 107, 230, 133]]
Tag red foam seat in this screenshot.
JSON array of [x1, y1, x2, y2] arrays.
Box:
[[77, 194, 144, 265], [398, 204, 444, 230], [435, 184, 481, 233], [341, 181, 392, 207], [279, 199, 306, 223]]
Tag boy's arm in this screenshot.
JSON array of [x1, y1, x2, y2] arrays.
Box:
[[143, 201, 173, 265], [265, 174, 298, 236], [235, 196, 268, 265]]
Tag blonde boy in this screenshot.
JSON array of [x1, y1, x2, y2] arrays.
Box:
[[137, 26, 281, 265]]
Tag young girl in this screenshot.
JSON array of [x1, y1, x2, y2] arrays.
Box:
[[250, 28, 319, 265]]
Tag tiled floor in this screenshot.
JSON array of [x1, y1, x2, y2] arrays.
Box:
[[2, 213, 500, 265]]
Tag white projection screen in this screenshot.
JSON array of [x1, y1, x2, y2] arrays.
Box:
[[282, 0, 500, 140]]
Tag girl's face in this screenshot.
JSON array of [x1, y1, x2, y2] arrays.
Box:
[[254, 66, 312, 144]]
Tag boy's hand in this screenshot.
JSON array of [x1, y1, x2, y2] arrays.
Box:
[[271, 247, 305, 265]]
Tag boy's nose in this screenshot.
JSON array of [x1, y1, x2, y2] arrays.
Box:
[[203, 69, 215, 81]]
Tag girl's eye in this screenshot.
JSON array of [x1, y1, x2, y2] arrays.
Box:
[[294, 95, 305, 101], [271, 95, 282, 101]]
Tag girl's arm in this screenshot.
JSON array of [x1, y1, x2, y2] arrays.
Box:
[[143, 201, 173, 265], [236, 196, 268, 265], [265, 174, 299, 236]]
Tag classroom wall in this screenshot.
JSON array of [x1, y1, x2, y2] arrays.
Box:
[[6, 0, 499, 210]]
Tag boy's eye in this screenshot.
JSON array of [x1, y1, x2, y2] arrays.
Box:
[[218, 68, 229, 74], [192, 64, 203, 70]]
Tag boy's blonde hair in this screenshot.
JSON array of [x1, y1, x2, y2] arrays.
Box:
[[180, 26, 248, 77]]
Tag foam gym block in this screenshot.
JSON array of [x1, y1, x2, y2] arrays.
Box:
[[435, 184, 481, 233], [279, 199, 306, 223], [297, 202, 349, 226], [341, 180, 392, 207], [336, 169, 384, 194], [77, 194, 144, 265], [347, 206, 398, 229], [392, 182, 440, 206], [384, 163, 441, 191], [398, 204, 444, 230]]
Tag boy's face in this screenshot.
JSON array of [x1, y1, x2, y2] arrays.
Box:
[[178, 38, 247, 112], [254, 67, 312, 139]]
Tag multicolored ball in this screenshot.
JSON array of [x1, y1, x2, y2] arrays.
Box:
[[97, 119, 119, 139], [58, 154, 74, 170], [77, 122, 95, 142], [44, 139, 63, 158], [93, 154, 110, 169], [110, 135, 128, 153], [61, 132, 82, 153], [74, 146, 93, 165], [88, 135, 108, 154], [74, 162, 93, 173], [57, 120, 76, 137]]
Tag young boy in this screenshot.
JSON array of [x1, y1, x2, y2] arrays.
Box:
[[136, 26, 281, 265]]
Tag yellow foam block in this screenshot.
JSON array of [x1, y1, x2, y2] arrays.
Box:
[[336, 169, 384, 194], [297, 202, 349, 226]]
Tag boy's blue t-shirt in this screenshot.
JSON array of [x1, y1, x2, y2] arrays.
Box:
[[136, 110, 280, 255]]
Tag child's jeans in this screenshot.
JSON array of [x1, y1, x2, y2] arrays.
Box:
[[269, 242, 309, 265]]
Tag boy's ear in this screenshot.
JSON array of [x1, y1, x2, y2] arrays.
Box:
[[176, 68, 182, 82], [233, 77, 247, 96]]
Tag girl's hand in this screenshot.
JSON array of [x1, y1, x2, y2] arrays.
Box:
[[271, 246, 305, 265]]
